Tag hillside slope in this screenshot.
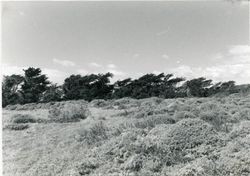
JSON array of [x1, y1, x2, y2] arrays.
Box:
[[2, 94, 250, 176]]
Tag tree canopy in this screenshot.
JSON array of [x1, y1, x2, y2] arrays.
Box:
[[21, 67, 50, 103], [2, 67, 245, 107], [62, 73, 113, 101], [2, 75, 24, 107]]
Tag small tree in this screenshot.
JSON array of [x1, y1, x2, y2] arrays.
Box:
[[89, 72, 114, 100], [112, 73, 185, 99], [208, 81, 236, 96], [185, 77, 212, 97], [41, 84, 63, 102], [21, 67, 50, 103], [2, 74, 24, 107], [160, 74, 185, 98], [112, 78, 133, 98], [62, 73, 113, 101]]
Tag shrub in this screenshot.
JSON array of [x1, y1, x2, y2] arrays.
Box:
[[124, 154, 144, 171], [48, 103, 90, 123], [229, 121, 250, 140], [144, 158, 162, 173], [131, 104, 169, 119], [198, 101, 219, 112], [112, 115, 175, 137], [143, 119, 223, 166], [5, 124, 29, 131], [78, 158, 99, 175], [132, 115, 175, 130], [12, 114, 37, 124], [78, 121, 109, 145], [173, 158, 220, 176], [88, 119, 222, 174], [133, 110, 153, 119], [140, 97, 163, 107], [5, 104, 19, 110], [115, 109, 132, 117], [111, 98, 139, 110], [76, 118, 225, 175], [90, 99, 108, 108], [173, 111, 196, 121], [239, 108, 250, 121], [199, 111, 229, 131]]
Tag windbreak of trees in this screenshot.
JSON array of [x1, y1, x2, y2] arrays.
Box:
[[62, 73, 113, 101], [112, 73, 185, 99], [2, 67, 242, 107]]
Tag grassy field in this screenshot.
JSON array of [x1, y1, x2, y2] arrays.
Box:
[[2, 93, 250, 176]]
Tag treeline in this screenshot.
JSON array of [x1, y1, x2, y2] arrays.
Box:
[[2, 67, 242, 107]]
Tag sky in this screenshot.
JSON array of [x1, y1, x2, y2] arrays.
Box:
[[1, 1, 250, 84]]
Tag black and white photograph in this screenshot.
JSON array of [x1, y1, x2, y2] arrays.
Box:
[[1, 0, 250, 175]]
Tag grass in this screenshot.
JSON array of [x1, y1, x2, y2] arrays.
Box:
[[2, 93, 250, 176]]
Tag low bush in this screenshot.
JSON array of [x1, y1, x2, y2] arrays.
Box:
[[5, 124, 29, 131], [173, 111, 196, 121], [115, 109, 132, 117], [124, 154, 144, 171], [82, 119, 224, 175], [130, 104, 170, 119], [198, 101, 219, 112], [139, 97, 164, 107], [48, 104, 90, 123], [90, 99, 108, 108], [199, 110, 230, 132], [78, 121, 109, 145], [132, 110, 154, 119], [229, 121, 250, 140], [12, 114, 37, 124], [112, 115, 175, 136], [5, 104, 19, 110], [132, 115, 175, 130], [78, 158, 99, 175], [238, 108, 250, 121]]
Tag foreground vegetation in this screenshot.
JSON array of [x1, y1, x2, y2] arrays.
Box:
[[2, 92, 250, 176]]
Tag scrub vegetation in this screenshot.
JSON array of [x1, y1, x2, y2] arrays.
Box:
[[2, 92, 250, 176]]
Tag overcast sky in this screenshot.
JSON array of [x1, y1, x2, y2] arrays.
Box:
[[2, 1, 250, 84]]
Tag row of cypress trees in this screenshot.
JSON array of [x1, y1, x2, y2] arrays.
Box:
[[2, 67, 239, 107]]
